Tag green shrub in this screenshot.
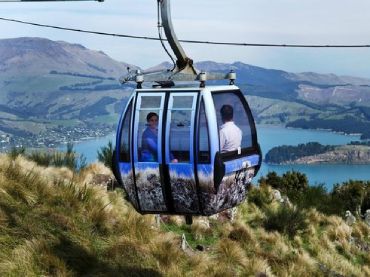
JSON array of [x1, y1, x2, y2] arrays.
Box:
[[7, 146, 26, 159], [331, 180, 368, 215], [97, 141, 114, 171], [27, 143, 86, 171], [247, 185, 272, 209], [294, 184, 332, 213], [264, 206, 308, 238], [282, 170, 309, 194], [361, 187, 370, 214], [259, 170, 308, 198], [258, 171, 281, 189]]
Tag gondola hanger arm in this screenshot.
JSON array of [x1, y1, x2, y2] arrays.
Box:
[[159, 0, 197, 75]]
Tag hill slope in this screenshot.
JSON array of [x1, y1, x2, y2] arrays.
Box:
[[0, 154, 369, 276], [0, 37, 138, 146], [2, 37, 370, 145]]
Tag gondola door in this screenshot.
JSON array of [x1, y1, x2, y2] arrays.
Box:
[[133, 93, 167, 212], [165, 92, 200, 214]]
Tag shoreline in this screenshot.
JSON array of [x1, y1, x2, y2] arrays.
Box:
[[265, 144, 370, 166]]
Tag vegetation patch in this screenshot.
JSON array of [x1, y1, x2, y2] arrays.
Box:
[[0, 154, 369, 276]]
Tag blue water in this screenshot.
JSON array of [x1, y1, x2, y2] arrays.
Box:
[[68, 125, 370, 190], [256, 125, 369, 189]]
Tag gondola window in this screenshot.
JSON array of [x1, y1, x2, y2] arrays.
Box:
[[137, 96, 162, 162], [198, 99, 210, 163], [168, 95, 195, 163], [212, 92, 253, 151], [119, 100, 132, 162]]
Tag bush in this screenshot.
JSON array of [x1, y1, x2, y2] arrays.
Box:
[[281, 170, 308, 194], [97, 141, 114, 171], [331, 180, 368, 215], [294, 184, 332, 213], [247, 185, 272, 209], [7, 146, 26, 159], [264, 206, 308, 238], [27, 143, 86, 171], [259, 170, 308, 196], [361, 188, 370, 214], [258, 171, 281, 189]]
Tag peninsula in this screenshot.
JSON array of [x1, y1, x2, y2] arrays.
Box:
[[265, 142, 370, 165]]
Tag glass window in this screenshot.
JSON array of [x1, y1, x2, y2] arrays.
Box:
[[212, 91, 253, 152], [119, 100, 132, 162], [140, 96, 162, 108], [168, 95, 195, 163], [173, 96, 194, 109], [169, 110, 192, 163], [198, 100, 210, 163], [137, 95, 162, 162]]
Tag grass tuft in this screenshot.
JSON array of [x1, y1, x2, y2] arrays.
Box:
[[0, 156, 369, 276]]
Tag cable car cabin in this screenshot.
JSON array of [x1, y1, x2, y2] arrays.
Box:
[[114, 85, 262, 216]]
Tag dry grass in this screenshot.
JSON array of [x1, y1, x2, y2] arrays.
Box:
[[0, 154, 369, 276]]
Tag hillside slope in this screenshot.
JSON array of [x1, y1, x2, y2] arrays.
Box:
[[0, 155, 369, 276], [0, 37, 136, 145], [2, 37, 370, 144]]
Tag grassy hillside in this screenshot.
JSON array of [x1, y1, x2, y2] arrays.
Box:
[[0, 155, 369, 276]]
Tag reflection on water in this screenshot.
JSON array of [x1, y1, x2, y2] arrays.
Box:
[[69, 125, 370, 190]]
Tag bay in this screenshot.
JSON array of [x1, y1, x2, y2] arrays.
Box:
[[69, 125, 369, 190], [255, 125, 368, 189]]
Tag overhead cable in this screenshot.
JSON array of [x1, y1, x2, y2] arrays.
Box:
[[1, 17, 370, 48]]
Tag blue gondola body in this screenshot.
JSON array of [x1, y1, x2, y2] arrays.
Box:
[[114, 85, 262, 216]]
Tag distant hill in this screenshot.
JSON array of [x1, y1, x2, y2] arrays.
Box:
[[1, 37, 370, 144], [194, 61, 370, 138], [0, 37, 138, 144], [0, 37, 135, 78]]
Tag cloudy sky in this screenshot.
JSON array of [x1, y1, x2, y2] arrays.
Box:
[[0, 0, 370, 78]]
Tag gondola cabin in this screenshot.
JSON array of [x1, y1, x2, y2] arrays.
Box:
[[114, 85, 262, 216]]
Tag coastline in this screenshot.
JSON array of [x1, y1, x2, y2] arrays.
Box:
[[265, 145, 370, 165]]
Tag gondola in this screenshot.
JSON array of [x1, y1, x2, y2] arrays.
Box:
[[113, 0, 262, 219]]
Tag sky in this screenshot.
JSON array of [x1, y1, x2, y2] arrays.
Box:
[[0, 0, 370, 78]]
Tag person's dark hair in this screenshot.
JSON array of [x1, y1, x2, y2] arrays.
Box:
[[146, 112, 158, 122], [220, 105, 233, 121]]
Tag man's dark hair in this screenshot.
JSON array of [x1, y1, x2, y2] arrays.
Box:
[[146, 112, 158, 122], [220, 105, 233, 122]]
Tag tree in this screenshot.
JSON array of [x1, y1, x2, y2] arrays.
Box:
[[97, 141, 114, 171], [331, 180, 367, 214]]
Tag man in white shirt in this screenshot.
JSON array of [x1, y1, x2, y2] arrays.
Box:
[[219, 104, 242, 152]]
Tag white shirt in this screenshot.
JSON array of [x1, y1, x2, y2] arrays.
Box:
[[219, 121, 242, 152]]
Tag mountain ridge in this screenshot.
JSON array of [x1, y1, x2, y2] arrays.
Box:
[[1, 37, 370, 146]]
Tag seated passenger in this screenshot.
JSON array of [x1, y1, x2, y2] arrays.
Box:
[[219, 104, 242, 153], [141, 112, 178, 162], [141, 112, 159, 162]]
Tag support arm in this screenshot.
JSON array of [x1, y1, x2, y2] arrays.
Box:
[[160, 0, 197, 74]]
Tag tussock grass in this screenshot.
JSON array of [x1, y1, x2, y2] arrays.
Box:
[[0, 154, 369, 276]]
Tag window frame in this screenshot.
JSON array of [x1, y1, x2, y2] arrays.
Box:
[[118, 98, 133, 162], [133, 93, 165, 163], [165, 92, 198, 164], [211, 89, 258, 159], [197, 97, 211, 164]]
